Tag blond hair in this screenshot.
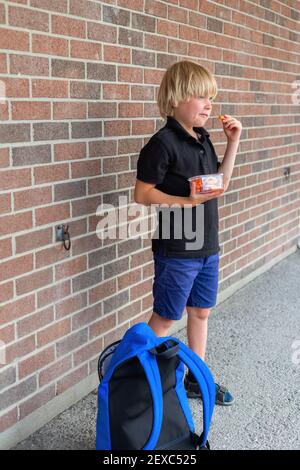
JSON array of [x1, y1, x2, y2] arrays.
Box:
[[157, 60, 218, 120]]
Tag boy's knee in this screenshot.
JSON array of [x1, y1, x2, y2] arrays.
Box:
[[187, 306, 211, 320]]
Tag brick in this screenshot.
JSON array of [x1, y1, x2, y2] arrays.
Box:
[[0, 53, 7, 73], [132, 49, 155, 67], [89, 313, 117, 340], [0, 253, 33, 283], [55, 255, 87, 282], [103, 290, 129, 315], [34, 163, 69, 184], [69, 0, 101, 20], [53, 102, 86, 120], [0, 101, 9, 121], [8, 6, 49, 32], [0, 211, 32, 236], [37, 280, 71, 308], [16, 228, 52, 254], [145, 0, 168, 18], [56, 328, 88, 358], [117, 299, 141, 324], [0, 148, 9, 169], [131, 279, 152, 302], [132, 119, 155, 135], [72, 266, 103, 292], [0, 367, 16, 392], [0, 124, 30, 144], [118, 27, 143, 47], [0, 281, 13, 304], [12, 145, 51, 167], [51, 58, 85, 79], [72, 197, 101, 218], [118, 66, 143, 83], [103, 323, 129, 348], [32, 34, 68, 56], [104, 45, 131, 64], [88, 174, 115, 194], [19, 384, 55, 420], [16, 267, 53, 296], [56, 291, 87, 319], [0, 77, 29, 98], [6, 335, 36, 364], [70, 40, 101, 60], [10, 54, 49, 76], [0, 377, 36, 413], [89, 139, 117, 158], [33, 122, 69, 141], [56, 364, 88, 395], [70, 81, 101, 100], [118, 270, 141, 290], [0, 169, 31, 191], [144, 32, 167, 51], [39, 356, 72, 387], [0, 3, 5, 23], [0, 323, 15, 344], [0, 238, 12, 260], [0, 28, 29, 51], [0, 293, 33, 326], [103, 5, 130, 26], [14, 186, 52, 211], [118, 102, 143, 118], [89, 278, 117, 305], [132, 13, 156, 32], [17, 306, 54, 338], [0, 408, 18, 433], [54, 180, 86, 202], [35, 243, 71, 269], [131, 85, 154, 100], [157, 19, 178, 37], [71, 121, 102, 139], [37, 318, 71, 348], [32, 79, 68, 98], [89, 102, 117, 119], [54, 142, 86, 162], [0, 193, 11, 215], [35, 202, 70, 227], [103, 156, 128, 174], [104, 120, 130, 137], [102, 84, 129, 100], [71, 160, 100, 178], [52, 15, 86, 38], [71, 232, 102, 256], [86, 62, 116, 81], [72, 303, 102, 331], [87, 22, 117, 43], [31, 0, 68, 13], [19, 346, 55, 380], [73, 337, 102, 366]]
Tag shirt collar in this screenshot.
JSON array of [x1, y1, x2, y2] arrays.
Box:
[[165, 115, 210, 141]]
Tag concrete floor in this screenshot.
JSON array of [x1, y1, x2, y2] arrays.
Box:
[[13, 249, 300, 450]]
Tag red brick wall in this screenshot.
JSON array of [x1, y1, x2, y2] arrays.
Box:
[[0, 0, 300, 437]]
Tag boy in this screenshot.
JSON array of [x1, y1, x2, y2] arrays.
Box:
[[134, 60, 242, 405]]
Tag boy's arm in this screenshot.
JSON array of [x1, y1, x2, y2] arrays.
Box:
[[218, 139, 240, 191], [134, 179, 223, 208], [217, 114, 242, 191]]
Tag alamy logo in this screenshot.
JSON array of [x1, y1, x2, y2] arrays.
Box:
[[0, 340, 6, 365], [291, 80, 300, 105], [0, 80, 6, 105], [95, 197, 206, 251]]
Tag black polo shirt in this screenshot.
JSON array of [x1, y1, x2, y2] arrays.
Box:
[[136, 115, 221, 258]]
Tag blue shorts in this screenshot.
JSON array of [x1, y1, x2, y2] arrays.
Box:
[[152, 248, 220, 321]]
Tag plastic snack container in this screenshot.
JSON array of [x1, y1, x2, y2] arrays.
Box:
[[188, 173, 224, 194]]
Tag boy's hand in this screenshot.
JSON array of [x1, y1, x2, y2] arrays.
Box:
[[187, 181, 225, 206], [219, 114, 242, 142]]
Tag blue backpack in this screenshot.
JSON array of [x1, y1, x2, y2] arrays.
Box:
[[96, 322, 215, 450]]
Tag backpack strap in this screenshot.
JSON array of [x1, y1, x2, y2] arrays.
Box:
[[138, 351, 164, 450], [175, 341, 215, 448]]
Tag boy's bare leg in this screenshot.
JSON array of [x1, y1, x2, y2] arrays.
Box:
[[148, 311, 175, 337], [186, 306, 211, 361]]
